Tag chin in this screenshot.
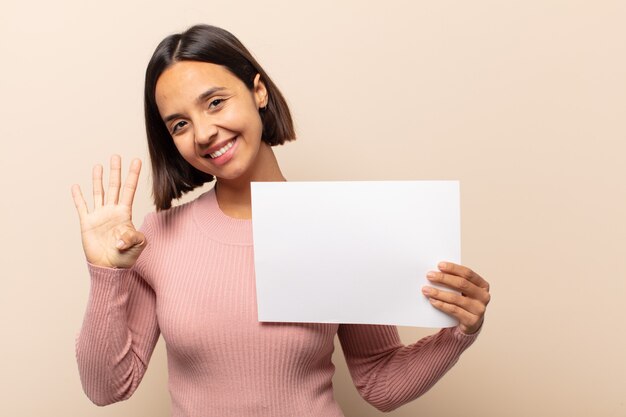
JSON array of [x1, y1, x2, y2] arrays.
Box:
[[214, 166, 251, 182]]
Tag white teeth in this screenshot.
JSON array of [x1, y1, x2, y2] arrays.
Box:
[[209, 140, 235, 158]]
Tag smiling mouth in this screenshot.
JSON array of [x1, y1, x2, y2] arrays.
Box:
[[207, 139, 236, 159]]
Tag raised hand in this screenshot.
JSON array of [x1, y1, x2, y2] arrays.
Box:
[[422, 262, 491, 335], [71, 155, 146, 269]]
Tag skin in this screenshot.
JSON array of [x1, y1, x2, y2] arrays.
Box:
[[423, 262, 490, 334], [71, 60, 490, 335], [154, 61, 286, 219]]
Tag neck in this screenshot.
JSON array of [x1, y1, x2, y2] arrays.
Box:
[[214, 142, 286, 219]]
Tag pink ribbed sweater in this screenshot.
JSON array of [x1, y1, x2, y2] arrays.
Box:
[[76, 188, 479, 416]]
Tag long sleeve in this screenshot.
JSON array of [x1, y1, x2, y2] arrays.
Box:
[[75, 220, 160, 406], [76, 189, 482, 416], [338, 324, 479, 412]]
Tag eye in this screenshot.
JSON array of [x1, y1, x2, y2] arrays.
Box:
[[171, 120, 188, 134], [208, 98, 225, 109]]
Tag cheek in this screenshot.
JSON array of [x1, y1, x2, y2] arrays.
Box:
[[222, 105, 263, 137], [172, 136, 196, 161]]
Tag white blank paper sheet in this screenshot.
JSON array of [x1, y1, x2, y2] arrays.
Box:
[[251, 181, 460, 328]]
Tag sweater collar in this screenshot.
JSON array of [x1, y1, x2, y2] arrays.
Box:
[[192, 187, 253, 246]]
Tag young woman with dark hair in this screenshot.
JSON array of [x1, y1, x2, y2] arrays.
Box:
[[71, 24, 490, 417], [143, 24, 295, 210]]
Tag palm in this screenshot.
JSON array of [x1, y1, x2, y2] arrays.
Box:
[[80, 204, 138, 268], [71, 156, 145, 269]]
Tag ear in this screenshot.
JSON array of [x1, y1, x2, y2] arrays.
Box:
[[253, 73, 268, 109]]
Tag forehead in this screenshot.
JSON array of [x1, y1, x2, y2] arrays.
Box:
[[155, 61, 244, 111]]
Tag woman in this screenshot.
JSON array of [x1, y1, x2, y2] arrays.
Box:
[[71, 24, 490, 416]]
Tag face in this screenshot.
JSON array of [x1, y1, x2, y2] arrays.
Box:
[[155, 61, 268, 181]]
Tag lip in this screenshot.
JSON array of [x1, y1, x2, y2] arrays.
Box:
[[202, 137, 237, 157], [204, 137, 238, 166]]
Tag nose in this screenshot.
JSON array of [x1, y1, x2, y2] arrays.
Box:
[[194, 116, 218, 147]]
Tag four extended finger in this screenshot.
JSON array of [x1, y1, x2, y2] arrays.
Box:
[[120, 159, 142, 207], [106, 155, 122, 205], [71, 184, 89, 218], [92, 164, 104, 209]]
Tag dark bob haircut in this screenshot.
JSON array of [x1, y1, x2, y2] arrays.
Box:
[[144, 24, 295, 210]]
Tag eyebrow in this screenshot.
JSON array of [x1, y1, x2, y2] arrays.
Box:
[[196, 86, 227, 105], [162, 87, 227, 123]]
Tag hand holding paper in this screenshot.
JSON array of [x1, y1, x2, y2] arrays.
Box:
[[422, 261, 491, 334], [251, 181, 489, 329]]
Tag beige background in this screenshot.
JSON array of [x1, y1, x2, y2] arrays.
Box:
[[1, 0, 625, 416]]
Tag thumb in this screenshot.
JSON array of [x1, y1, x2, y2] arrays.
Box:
[[116, 230, 146, 251]]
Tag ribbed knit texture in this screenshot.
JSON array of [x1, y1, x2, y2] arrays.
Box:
[[76, 188, 479, 416]]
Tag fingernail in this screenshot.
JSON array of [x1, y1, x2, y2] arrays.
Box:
[[422, 287, 433, 295], [438, 262, 447, 269], [116, 240, 125, 249], [427, 271, 437, 279]]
